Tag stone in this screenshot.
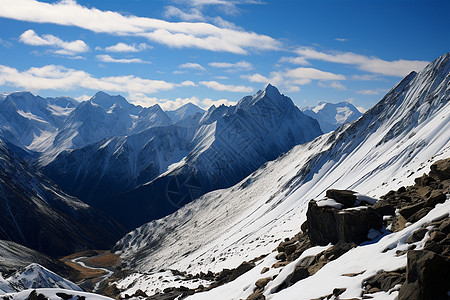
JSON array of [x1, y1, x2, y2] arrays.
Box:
[[306, 200, 382, 246], [255, 277, 271, 289], [407, 207, 433, 223], [398, 202, 424, 220], [26, 291, 48, 300], [425, 191, 446, 208], [326, 189, 357, 208], [332, 288, 346, 297], [276, 252, 287, 261], [260, 267, 270, 274], [398, 250, 450, 300], [406, 228, 428, 244], [362, 269, 405, 294], [415, 174, 435, 186], [228, 261, 255, 281], [372, 200, 395, 216], [429, 158, 450, 181]]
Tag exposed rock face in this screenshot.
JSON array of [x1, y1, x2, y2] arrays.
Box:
[[374, 157, 450, 232], [398, 250, 450, 300], [306, 191, 383, 246]]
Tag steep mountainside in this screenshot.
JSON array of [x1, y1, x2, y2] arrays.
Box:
[[113, 51, 449, 289], [44, 125, 192, 206], [0, 241, 69, 277], [71, 84, 322, 229], [0, 137, 126, 257], [302, 101, 362, 133], [0, 92, 76, 150]]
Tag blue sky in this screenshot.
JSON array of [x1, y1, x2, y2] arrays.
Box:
[[0, 0, 448, 110]]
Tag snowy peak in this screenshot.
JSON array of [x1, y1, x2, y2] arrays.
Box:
[[7, 263, 82, 292], [0, 263, 81, 294], [90, 91, 135, 111], [302, 101, 362, 133], [166, 102, 205, 122], [236, 83, 293, 111]]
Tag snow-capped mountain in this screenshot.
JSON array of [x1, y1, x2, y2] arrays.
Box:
[[302, 101, 362, 133], [0, 136, 126, 257], [113, 52, 450, 299], [37, 92, 174, 165], [0, 92, 77, 150], [44, 125, 192, 208], [57, 84, 321, 229], [0, 263, 81, 294], [166, 102, 205, 123]]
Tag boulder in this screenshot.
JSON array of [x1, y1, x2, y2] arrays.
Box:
[[362, 268, 405, 294], [429, 158, 450, 181], [398, 250, 450, 300], [229, 261, 255, 281], [306, 200, 383, 246], [325, 189, 357, 208]]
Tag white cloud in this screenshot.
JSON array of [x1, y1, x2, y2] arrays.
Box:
[[241, 73, 270, 83], [279, 56, 310, 66], [201, 97, 236, 108], [208, 60, 252, 70], [103, 42, 151, 52], [164, 6, 205, 21], [356, 88, 389, 95], [294, 47, 429, 77], [19, 29, 88, 55], [0, 38, 13, 48], [318, 81, 346, 90], [1, 0, 280, 54], [180, 80, 196, 86], [351, 74, 382, 81], [128, 93, 236, 110], [0, 64, 175, 94], [179, 62, 206, 71], [242, 67, 345, 93], [96, 54, 151, 64], [285, 67, 346, 81], [199, 80, 253, 93], [335, 38, 347, 42]]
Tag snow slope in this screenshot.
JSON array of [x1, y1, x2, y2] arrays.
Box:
[[0, 264, 81, 294], [302, 101, 362, 133], [114, 52, 450, 292]]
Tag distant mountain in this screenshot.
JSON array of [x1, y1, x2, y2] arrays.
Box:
[[38, 93, 173, 165], [166, 102, 205, 123], [113, 51, 450, 291], [43, 125, 192, 206], [0, 137, 126, 257], [302, 101, 362, 132], [90, 84, 323, 229], [0, 92, 77, 150]]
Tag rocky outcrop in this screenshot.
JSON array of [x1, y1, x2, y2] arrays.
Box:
[[398, 250, 450, 300], [306, 190, 383, 246], [374, 157, 450, 232]]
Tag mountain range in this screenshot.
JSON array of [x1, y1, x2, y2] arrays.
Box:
[[302, 101, 362, 133], [112, 53, 450, 298], [0, 53, 448, 300]]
